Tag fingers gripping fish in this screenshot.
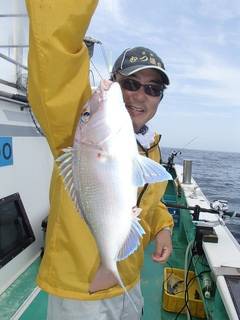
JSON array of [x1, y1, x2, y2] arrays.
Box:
[[56, 80, 172, 313]]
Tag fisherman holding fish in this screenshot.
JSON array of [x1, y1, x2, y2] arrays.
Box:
[[26, 0, 174, 319]]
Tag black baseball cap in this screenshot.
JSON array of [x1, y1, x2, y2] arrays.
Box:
[[111, 46, 170, 85]]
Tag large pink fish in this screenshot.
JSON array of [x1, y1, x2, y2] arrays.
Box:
[[57, 80, 172, 311]]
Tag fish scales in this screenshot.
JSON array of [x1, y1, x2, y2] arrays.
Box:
[[57, 80, 172, 313]]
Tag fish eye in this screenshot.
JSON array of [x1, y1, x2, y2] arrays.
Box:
[[80, 111, 91, 124]]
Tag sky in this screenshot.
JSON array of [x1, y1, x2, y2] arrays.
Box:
[[1, 0, 240, 153]]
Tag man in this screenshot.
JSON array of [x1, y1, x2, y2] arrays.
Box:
[[26, 1, 173, 319], [111, 46, 173, 261]]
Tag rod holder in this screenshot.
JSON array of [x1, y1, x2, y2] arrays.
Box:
[[182, 159, 192, 184]]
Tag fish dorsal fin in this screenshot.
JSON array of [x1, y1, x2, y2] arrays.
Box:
[[56, 148, 81, 214], [117, 208, 145, 261], [132, 154, 172, 187]]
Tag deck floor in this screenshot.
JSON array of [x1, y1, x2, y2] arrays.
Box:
[[19, 290, 47, 320], [141, 242, 192, 320], [1, 174, 230, 319], [19, 242, 199, 320]]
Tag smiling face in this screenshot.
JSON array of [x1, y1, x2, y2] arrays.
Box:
[[116, 69, 164, 133]]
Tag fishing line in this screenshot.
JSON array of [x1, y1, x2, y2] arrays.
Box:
[[165, 136, 198, 168], [89, 69, 96, 87], [90, 60, 104, 81], [181, 136, 198, 150], [99, 43, 111, 76], [88, 40, 111, 82]]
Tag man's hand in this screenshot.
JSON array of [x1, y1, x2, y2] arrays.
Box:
[[152, 228, 172, 263]]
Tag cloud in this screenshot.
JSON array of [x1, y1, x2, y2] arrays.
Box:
[[90, 0, 127, 32], [1, 0, 239, 152], [168, 50, 240, 107], [198, 0, 240, 21]]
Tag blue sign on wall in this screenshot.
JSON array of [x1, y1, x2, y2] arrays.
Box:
[[0, 137, 13, 167]]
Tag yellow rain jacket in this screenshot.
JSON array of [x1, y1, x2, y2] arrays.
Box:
[[26, 0, 173, 300]]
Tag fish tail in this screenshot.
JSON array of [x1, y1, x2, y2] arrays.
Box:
[[111, 266, 140, 315]]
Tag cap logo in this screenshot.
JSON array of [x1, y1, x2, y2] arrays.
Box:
[[113, 47, 169, 84], [149, 57, 157, 65], [129, 55, 149, 63], [139, 55, 148, 62], [128, 50, 159, 66], [129, 56, 138, 63]]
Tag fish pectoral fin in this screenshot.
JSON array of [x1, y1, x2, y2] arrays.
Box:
[[132, 154, 173, 186], [117, 215, 145, 261], [89, 265, 118, 293], [56, 147, 81, 214]]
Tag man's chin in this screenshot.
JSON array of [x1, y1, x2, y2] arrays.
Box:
[[132, 122, 144, 134]]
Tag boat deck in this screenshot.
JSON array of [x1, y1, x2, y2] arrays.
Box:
[[0, 176, 232, 320], [0, 238, 200, 320]]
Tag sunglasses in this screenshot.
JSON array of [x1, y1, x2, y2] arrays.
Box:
[[119, 78, 164, 97]]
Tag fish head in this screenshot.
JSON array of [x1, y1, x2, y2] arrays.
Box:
[[74, 80, 133, 147]]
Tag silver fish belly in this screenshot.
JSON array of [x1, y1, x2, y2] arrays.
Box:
[[57, 80, 172, 311]]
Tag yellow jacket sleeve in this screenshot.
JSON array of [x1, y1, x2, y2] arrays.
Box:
[[137, 138, 174, 245], [147, 201, 174, 241], [26, 0, 98, 158], [140, 181, 174, 245]]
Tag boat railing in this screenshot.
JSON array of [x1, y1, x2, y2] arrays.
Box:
[[0, 52, 28, 70]]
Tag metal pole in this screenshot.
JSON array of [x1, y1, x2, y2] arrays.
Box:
[[0, 45, 28, 48], [0, 90, 28, 107], [182, 159, 192, 184], [0, 52, 27, 70], [0, 78, 17, 89], [0, 14, 28, 18], [0, 96, 28, 107]]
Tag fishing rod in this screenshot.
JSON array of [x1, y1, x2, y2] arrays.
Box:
[[163, 201, 240, 220], [165, 150, 182, 172], [165, 200, 240, 256], [181, 136, 198, 149], [164, 136, 198, 171]]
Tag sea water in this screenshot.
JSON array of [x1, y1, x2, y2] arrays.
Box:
[[161, 147, 240, 213]]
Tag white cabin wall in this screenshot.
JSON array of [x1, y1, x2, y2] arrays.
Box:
[[0, 99, 53, 293]]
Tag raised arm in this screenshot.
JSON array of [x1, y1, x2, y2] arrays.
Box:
[[26, 0, 98, 157]]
